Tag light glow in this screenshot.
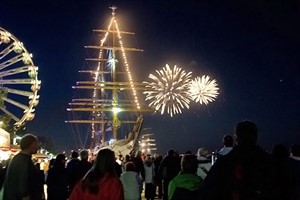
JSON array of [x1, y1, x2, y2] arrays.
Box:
[[112, 107, 122, 114]]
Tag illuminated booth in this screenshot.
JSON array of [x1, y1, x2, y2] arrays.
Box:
[[0, 128, 10, 149], [0, 128, 20, 160]]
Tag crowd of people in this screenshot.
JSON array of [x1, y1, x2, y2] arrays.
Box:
[[0, 120, 299, 200]]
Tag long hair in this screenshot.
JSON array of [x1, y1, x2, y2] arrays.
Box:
[[81, 149, 117, 194], [53, 153, 66, 168]]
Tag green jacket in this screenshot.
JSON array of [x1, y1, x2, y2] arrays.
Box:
[[168, 172, 203, 200]]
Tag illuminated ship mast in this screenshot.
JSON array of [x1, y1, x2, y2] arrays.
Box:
[[66, 6, 152, 150]]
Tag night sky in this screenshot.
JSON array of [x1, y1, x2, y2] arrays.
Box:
[[1, 0, 299, 155]]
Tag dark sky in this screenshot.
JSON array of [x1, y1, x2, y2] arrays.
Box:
[[1, 0, 300, 155]]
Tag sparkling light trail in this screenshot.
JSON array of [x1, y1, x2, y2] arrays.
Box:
[[143, 64, 192, 117], [189, 75, 219, 105]]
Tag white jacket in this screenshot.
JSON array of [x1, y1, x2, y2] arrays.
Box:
[[120, 171, 141, 200]]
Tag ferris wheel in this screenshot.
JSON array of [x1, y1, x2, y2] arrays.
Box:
[[0, 27, 41, 131]]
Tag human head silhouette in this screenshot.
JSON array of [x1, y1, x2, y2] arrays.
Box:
[[181, 154, 198, 174], [222, 134, 234, 147], [20, 134, 38, 155], [234, 120, 258, 146]]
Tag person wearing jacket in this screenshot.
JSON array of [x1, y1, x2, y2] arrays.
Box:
[[120, 162, 142, 200], [159, 149, 181, 200], [3, 134, 40, 200], [46, 154, 68, 200], [69, 149, 124, 200], [144, 155, 155, 200], [168, 154, 203, 200], [202, 120, 275, 200]]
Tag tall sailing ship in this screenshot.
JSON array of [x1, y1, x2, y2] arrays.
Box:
[[66, 7, 152, 155]]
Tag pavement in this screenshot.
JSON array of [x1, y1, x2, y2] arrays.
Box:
[[141, 185, 163, 200], [141, 193, 163, 200]]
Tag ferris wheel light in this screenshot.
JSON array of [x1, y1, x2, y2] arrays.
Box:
[[31, 85, 40, 92], [29, 95, 39, 99], [29, 99, 39, 106], [28, 70, 37, 78], [29, 96, 39, 106], [13, 42, 23, 53], [24, 112, 35, 121], [31, 80, 41, 91], [30, 79, 40, 85], [22, 53, 32, 64], [0, 32, 10, 43]]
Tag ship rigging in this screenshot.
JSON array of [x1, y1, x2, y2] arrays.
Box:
[[66, 6, 152, 153]]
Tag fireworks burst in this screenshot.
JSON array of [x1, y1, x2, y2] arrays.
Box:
[[143, 64, 192, 117], [189, 75, 219, 105]]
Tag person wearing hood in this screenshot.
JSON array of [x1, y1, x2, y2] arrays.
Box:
[[168, 154, 203, 200]]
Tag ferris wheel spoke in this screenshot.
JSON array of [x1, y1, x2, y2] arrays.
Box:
[[0, 65, 33, 77], [0, 78, 34, 84], [6, 88, 34, 97], [0, 54, 24, 70], [3, 97, 29, 110], [0, 43, 15, 60], [0, 107, 20, 122]]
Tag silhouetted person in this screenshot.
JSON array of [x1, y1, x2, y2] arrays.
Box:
[[153, 155, 163, 199], [67, 151, 80, 173], [185, 150, 192, 154], [159, 149, 181, 200], [271, 143, 292, 200], [67, 151, 79, 192], [0, 159, 10, 190], [202, 120, 275, 200], [68, 150, 92, 195], [46, 154, 68, 200], [35, 163, 46, 200], [218, 134, 234, 156], [132, 150, 145, 181], [115, 160, 123, 178], [124, 154, 132, 164], [3, 134, 40, 200]]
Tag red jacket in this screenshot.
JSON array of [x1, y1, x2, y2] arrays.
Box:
[[69, 175, 124, 200]]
